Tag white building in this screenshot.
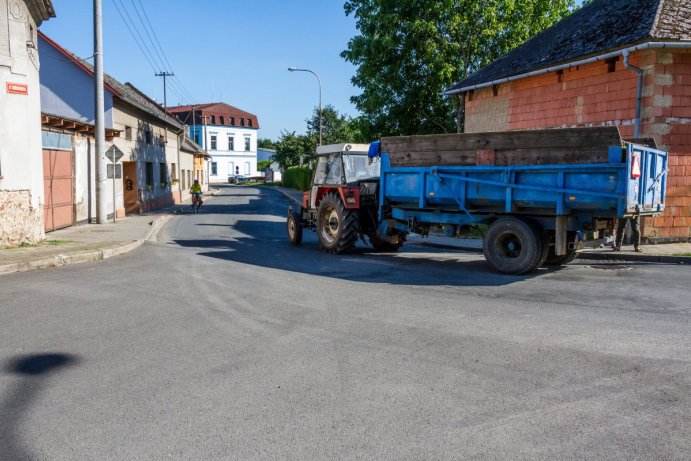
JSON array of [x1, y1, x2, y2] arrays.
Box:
[[168, 102, 260, 184], [0, 0, 54, 246]]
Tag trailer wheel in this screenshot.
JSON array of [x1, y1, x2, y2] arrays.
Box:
[[317, 192, 359, 254], [287, 211, 303, 245], [484, 217, 543, 274]]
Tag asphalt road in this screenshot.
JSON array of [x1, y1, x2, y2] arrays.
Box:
[[1, 185, 689, 460]]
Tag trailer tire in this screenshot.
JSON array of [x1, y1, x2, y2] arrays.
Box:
[[484, 217, 542, 275], [317, 192, 359, 254], [287, 211, 303, 245]]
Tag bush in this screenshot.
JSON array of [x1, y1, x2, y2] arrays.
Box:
[[282, 165, 312, 191]]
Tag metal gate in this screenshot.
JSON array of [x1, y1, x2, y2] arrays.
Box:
[[43, 149, 74, 231]]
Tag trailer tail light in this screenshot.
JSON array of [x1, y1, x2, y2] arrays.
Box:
[[346, 195, 356, 204], [631, 153, 641, 179]]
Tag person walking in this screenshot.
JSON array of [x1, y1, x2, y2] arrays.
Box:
[[613, 216, 642, 252]]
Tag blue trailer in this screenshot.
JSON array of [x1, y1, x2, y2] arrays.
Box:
[[287, 128, 668, 274]]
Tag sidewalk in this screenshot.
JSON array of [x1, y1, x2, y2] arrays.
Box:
[[270, 185, 691, 263], [0, 188, 221, 275]]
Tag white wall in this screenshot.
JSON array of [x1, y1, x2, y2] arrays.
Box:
[[202, 125, 258, 183], [0, 0, 46, 244]]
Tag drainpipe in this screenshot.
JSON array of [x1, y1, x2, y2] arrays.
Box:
[[622, 50, 644, 138]]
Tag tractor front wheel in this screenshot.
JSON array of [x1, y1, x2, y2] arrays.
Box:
[[317, 192, 359, 254], [287, 211, 303, 245]]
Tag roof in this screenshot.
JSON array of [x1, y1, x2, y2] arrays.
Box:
[[168, 102, 260, 129], [446, 0, 691, 93], [42, 112, 120, 138], [38, 31, 182, 131]]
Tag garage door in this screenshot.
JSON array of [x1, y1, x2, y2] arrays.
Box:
[[43, 149, 74, 231]]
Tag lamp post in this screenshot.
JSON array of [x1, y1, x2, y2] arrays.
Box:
[[288, 67, 322, 146]]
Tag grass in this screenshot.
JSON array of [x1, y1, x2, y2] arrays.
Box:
[[674, 252, 691, 257], [3, 239, 72, 250]]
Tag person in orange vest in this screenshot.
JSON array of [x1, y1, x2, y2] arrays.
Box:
[[613, 216, 641, 252]]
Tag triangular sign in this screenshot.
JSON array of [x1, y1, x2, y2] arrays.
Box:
[[631, 154, 641, 178]]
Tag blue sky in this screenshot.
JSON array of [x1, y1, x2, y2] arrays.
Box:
[[40, 0, 360, 141]]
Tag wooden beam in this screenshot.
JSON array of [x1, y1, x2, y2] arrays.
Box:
[[382, 127, 622, 152]]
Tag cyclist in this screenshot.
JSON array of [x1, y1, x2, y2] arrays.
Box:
[[190, 179, 203, 208]]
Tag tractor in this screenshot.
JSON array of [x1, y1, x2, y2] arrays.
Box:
[[286, 143, 403, 253]]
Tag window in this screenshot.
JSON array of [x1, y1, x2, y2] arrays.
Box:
[[171, 163, 177, 181], [210, 134, 217, 150], [159, 163, 167, 185], [211, 162, 218, 176], [228, 136, 234, 151], [248, 118, 253, 128], [210, 115, 215, 124], [244, 137, 250, 151], [239, 118, 244, 126], [244, 162, 250, 175], [228, 162, 234, 176], [219, 116, 225, 125], [145, 130, 152, 145], [125, 126, 132, 140], [145, 162, 154, 186], [230, 117, 235, 126]]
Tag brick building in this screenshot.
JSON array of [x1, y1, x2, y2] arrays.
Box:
[[446, 0, 691, 242]]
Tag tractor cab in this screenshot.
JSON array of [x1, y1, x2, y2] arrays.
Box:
[[307, 143, 379, 211]]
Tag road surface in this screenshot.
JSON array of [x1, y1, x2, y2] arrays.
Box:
[[1, 185, 689, 460]]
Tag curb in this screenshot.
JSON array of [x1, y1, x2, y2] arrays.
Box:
[[578, 251, 689, 264], [0, 214, 174, 275]]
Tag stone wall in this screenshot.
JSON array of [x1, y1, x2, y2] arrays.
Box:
[[0, 189, 44, 246]]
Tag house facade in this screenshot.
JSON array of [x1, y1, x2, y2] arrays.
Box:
[[0, 0, 54, 246], [446, 0, 691, 242], [168, 103, 260, 183], [38, 32, 201, 222]]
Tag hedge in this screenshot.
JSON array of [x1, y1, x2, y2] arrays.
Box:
[[283, 165, 313, 191]]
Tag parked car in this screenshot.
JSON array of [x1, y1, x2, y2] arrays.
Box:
[[228, 174, 248, 184]]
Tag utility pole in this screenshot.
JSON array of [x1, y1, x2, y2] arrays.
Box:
[[94, 0, 107, 224], [155, 71, 174, 108]]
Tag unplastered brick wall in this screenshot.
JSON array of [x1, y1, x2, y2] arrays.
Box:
[[463, 49, 691, 241], [0, 190, 45, 247]]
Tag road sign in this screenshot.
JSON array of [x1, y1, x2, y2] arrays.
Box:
[[105, 145, 124, 163]]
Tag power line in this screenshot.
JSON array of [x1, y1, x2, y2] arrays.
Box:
[[113, 0, 165, 71], [134, 0, 175, 71], [129, 0, 169, 72], [110, 0, 157, 72]]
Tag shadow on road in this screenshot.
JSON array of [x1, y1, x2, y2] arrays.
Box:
[[0, 353, 80, 461], [172, 214, 549, 286]]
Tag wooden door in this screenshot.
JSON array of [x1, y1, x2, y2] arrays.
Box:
[[122, 162, 139, 214], [43, 149, 74, 231]]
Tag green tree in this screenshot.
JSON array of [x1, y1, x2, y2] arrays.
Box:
[[272, 131, 316, 171], [342, 0, 576, 136], [257, 138, 276, 149], [306, 104, 368, 144]]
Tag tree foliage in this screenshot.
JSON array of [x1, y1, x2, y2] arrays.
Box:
[[342, 0, 576, 136], [257, 138, 276, 149]]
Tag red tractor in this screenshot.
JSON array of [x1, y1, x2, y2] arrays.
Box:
[[287, 143, 403, 253]]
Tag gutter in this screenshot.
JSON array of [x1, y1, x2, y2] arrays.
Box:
[[444, 41, 691, 96], [622, 50, 644, 138]]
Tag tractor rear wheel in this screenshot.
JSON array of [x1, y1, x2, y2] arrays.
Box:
[[317, 192, 359, 254], [287, 211, 303, 245], [484, 217, 543, 274]]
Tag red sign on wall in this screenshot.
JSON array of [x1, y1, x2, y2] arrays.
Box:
[[6, 82, 28, 95]]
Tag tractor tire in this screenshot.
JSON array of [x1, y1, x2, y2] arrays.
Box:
[[483, 217, 543, 275], [287, 211, 303, 245], [317, 192, 359, 254]]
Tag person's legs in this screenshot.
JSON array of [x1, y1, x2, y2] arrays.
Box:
[[631, 216, 641, 251], [615, 218, 627, 250]]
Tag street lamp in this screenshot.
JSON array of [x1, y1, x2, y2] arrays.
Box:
[[288, 67, 322, 146]]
